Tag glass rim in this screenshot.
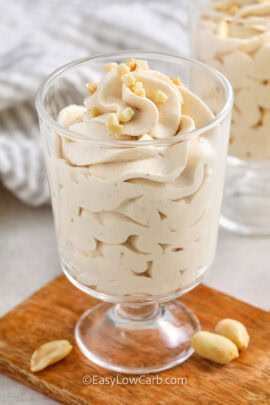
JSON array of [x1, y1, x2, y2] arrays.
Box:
[[35, 50, 234, 147]]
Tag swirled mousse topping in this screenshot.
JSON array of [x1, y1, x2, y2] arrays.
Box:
[[80, 59, 183, 141], [57, 59, 204, 143], [57, 59, 214, 176], [209, 0, 270, 39]]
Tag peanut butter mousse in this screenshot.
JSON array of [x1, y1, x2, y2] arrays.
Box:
[[194, 0, 270, 160], [51, 59, 224, 297]]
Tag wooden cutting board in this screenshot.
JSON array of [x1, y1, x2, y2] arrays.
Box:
[[0, 275, 269, 405]]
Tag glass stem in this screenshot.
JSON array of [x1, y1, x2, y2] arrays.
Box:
[[115, 302, 160, 321]]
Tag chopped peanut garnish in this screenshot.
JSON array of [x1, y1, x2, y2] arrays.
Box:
[[217, 20, 229, 38], [118, 63, 130, 77], [169, 76, 182, 86], [103, 63, 118, 73], [106, 113, 124, 135], [119, 107, 135, 123], [82, 108, 100, 121], [135, 59, 149, 70], [131, 82, 145, 97], [228, 5, 239, 15], [86, 82, 98, 94], [121, 73, 136, 87], [154, 90, 168, 104], [126, 58, 136, 71]]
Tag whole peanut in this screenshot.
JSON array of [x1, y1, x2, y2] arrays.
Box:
[[31, 340, 72, 372], [192, 331, 239, 364], [215, 319, 249, 350]]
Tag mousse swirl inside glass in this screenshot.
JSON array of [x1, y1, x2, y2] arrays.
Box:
[[36, 52, 232, 373]]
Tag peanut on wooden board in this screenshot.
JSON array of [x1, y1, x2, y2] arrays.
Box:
[[30, 340, 72, 372], [192, 331, 239, 364], [215, 319, 249, 350]]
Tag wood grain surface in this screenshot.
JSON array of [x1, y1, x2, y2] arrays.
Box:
[[0, 275, 269, 405]]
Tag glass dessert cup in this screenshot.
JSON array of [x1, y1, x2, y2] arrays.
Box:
[[36, 51, 233, 374], [189, 0, 270, 235], [221, 156, 270, 235]]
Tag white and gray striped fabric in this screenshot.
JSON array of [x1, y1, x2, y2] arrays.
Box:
[[0, 0, 187, 206]]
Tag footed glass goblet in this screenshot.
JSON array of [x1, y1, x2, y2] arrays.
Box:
[[36, 51, 233, 373]]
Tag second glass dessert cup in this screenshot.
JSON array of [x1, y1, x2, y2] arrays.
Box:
[[189, 0, 270, 235], [36, 51, 233, 374]]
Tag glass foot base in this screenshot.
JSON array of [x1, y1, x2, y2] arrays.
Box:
[[221, 158, 270, 236], [75, 301, 200, 374]]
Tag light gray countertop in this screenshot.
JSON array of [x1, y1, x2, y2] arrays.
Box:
[[0, 185, 269, 404]]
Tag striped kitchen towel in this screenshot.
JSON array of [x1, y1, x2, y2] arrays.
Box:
[[0, 0, 187, 206]]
